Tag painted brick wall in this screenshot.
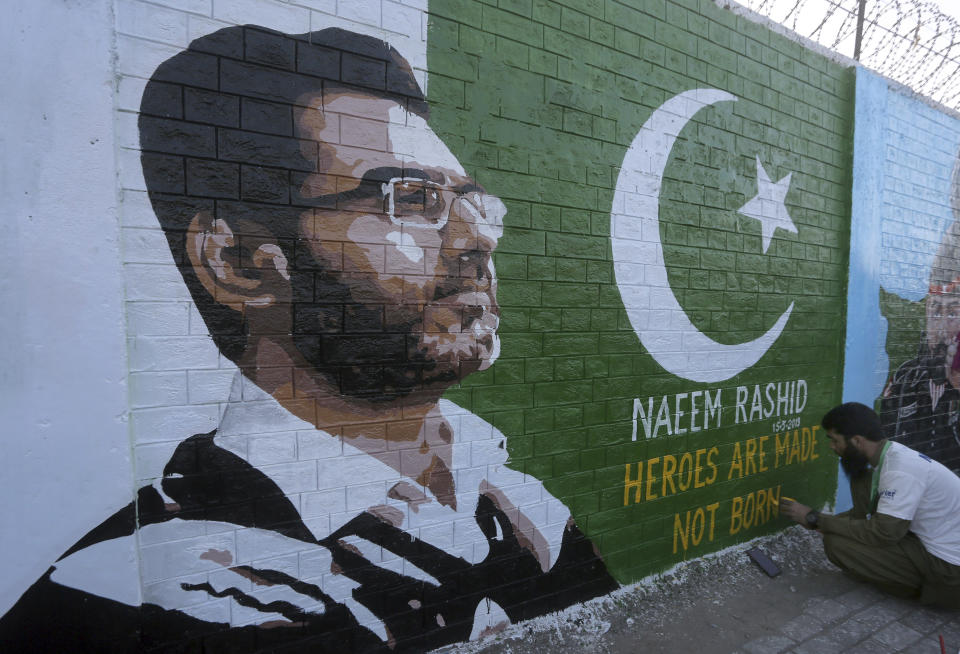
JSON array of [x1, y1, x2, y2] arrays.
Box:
[[3, 0, 926, 652], [425, 0, 852, 581], [844, 68, 960, 475], [115, 0, 431, 481]]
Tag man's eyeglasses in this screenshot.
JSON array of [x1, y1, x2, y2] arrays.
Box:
[[306, 171, 489, 231], [383, 177, 481, 230]]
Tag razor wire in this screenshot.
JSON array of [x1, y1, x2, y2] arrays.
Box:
[[734, 0, 960, 111]]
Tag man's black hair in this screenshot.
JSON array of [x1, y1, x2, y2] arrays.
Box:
[[138, 25, 427, 363], [821, 402, 884, 442]]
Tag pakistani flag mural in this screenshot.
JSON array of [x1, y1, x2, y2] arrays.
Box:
[[1, 0, 853, 651], [428, 0, 851, 581]]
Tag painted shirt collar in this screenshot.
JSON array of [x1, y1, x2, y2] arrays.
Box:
[[211, 372, 570, 569]]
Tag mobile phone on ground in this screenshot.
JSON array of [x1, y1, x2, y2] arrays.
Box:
[[746, 547, 782, 577]]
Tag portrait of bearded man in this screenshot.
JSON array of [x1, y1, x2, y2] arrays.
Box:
[[0, 24, 615, 653], [880, 152, 960, 473]]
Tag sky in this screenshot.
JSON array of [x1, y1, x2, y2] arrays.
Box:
[[758, 0, 960, 57], [742, 0, 960, 110], [929, 0, 960, 20]]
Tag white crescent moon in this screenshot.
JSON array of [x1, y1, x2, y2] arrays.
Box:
[[611, 88, 794, 383]]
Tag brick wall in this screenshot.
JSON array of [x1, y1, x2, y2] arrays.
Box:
[[426, 0, 851, 581], [5, 0, 942, 651], [844, 68, 960, 475]]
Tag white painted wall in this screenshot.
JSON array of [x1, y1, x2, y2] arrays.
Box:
[[0, 0, 134, 616], [0, 0, 431, 618], [115, 0, 430, 483]]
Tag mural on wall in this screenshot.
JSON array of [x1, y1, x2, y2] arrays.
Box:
[[1, 0, 859, 651], [845, 70, 960, 476], [0, 25, 615, 652], [879, 154, 960, 472], [426, 0, 850, 583]]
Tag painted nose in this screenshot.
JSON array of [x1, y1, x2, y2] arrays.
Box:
[[443, 193, 504, 254], [455, 248, 492, 288]]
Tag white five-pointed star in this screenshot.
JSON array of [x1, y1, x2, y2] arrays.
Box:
[[737, 155, 797, 254]]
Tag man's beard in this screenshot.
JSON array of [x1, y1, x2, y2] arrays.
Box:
[[419, 304, 500, 375], [290, 273, 499, 402], [840, 442, 870, 479]]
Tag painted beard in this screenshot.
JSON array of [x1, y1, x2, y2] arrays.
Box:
[[419, 300, 501, 378], [290, 272, 500, 401], [415, 266, 501, 384], [840, 442, 870, 479]]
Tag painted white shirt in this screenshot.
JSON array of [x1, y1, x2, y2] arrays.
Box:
[[50, 374, 571, 642], [876, 441, 960, 565]]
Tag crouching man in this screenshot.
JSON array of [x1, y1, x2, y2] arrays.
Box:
[[781, 402, 960, 608]]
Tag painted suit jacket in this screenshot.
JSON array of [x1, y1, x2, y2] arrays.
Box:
[[880, 355, 960, 472], [0, 400, 616, 653]]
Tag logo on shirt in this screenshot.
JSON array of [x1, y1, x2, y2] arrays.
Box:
[[880, 489, 897, 499]]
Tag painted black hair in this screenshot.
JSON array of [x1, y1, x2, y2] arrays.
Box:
[[138, 25, 426, 363]]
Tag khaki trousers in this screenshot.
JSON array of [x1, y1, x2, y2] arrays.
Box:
[[823, 473, 960, 609]]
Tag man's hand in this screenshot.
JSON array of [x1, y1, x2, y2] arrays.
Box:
[[779, 497, 814, 527]]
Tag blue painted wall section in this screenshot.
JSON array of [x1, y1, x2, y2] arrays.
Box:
[[839, 68, 888, 511], [880, 92, 960, 302], [844, 68, 887, 407], [846, 67, 960, 479]]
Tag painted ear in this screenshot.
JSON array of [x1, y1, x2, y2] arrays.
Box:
[[186, 212, 291, 313]]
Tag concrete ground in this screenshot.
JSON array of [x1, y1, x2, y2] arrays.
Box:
[[438, 527, 960, 654]]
